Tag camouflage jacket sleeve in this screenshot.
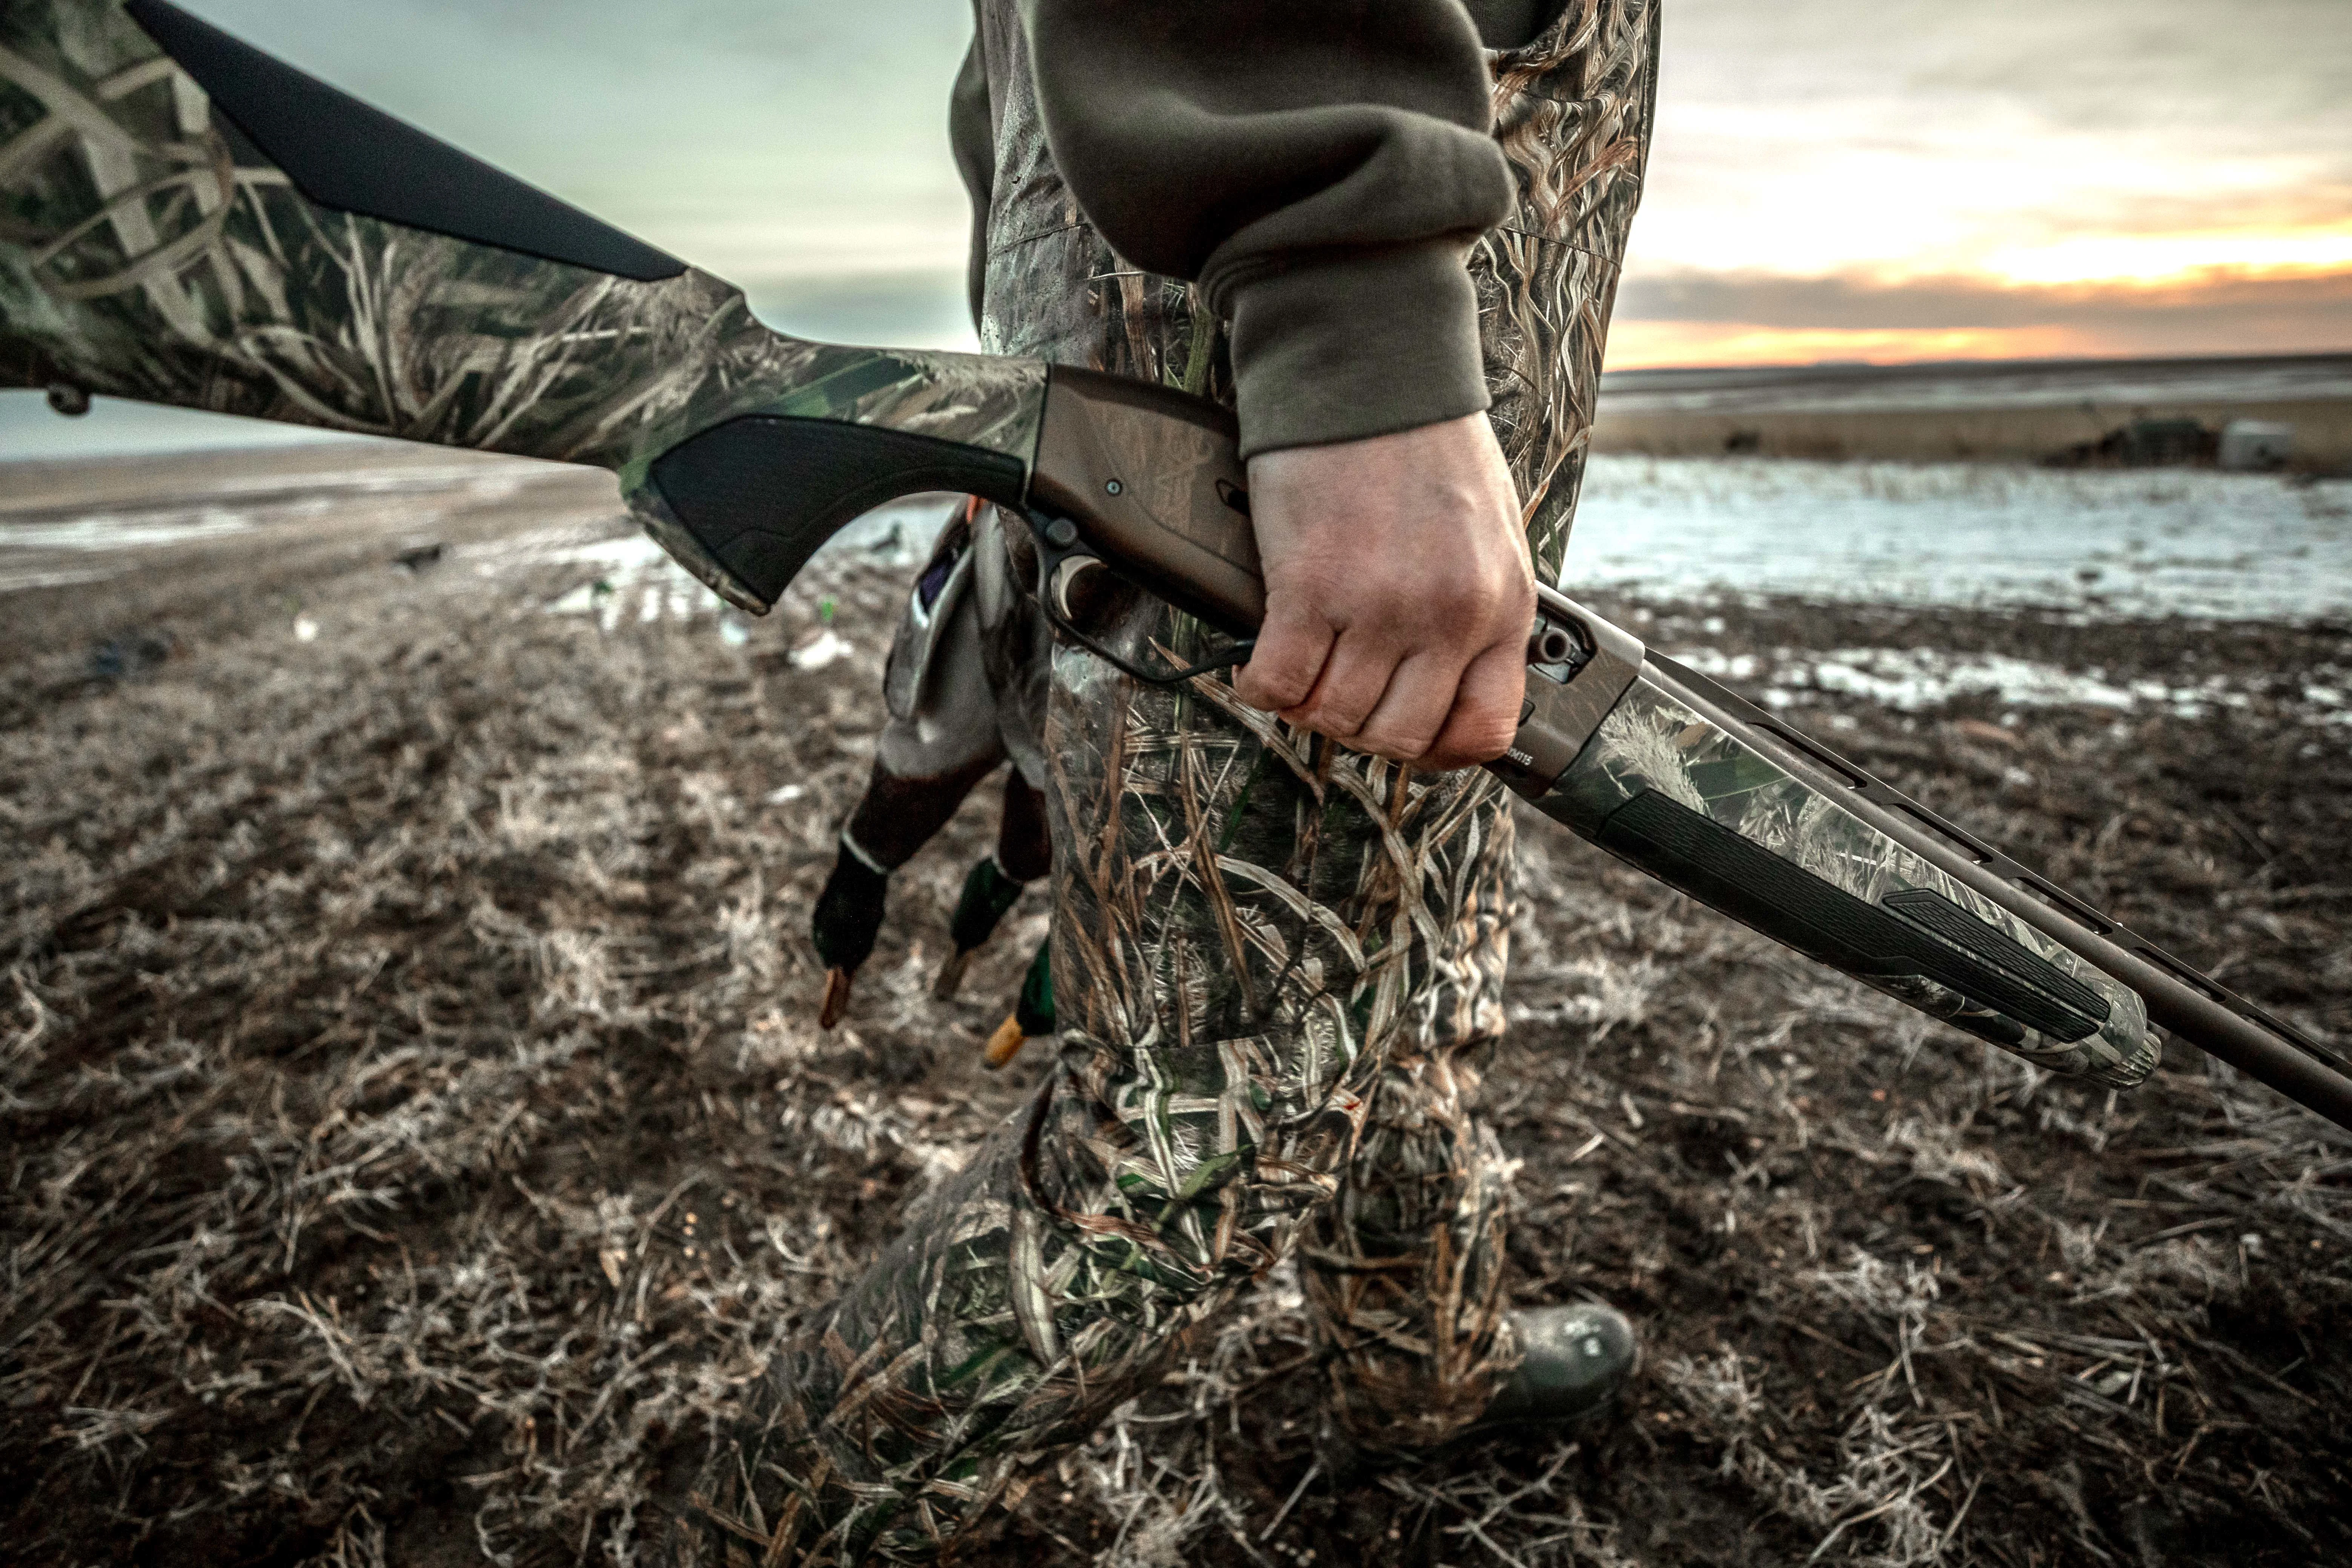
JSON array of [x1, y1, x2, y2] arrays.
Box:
[[949, 23, 995, 335], [990, 0, 1519, 456]]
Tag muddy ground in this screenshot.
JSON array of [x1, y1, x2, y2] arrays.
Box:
[[3, 452, 2347, 1567]]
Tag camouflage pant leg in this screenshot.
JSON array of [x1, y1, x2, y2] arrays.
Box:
[[694, 660, 1523, 1563], [681, 3, 1659, 1561], [1298, 809, 1522, 1448], [1300, 0, 1662, 1444]]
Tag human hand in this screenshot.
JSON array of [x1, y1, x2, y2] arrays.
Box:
[[1232, 413, 1535, 770]]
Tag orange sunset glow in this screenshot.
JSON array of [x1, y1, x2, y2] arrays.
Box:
[[1605, 0, 2352, 369]]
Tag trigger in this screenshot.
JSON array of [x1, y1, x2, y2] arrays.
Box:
[[1049, 553, 1112, 624]]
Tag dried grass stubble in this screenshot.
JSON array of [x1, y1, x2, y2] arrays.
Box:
[[2, 511, 2347, 1567], [2, 524, 1035, 1565]]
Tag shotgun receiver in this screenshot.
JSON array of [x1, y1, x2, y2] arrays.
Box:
[[6, 0, 2348, 1129]]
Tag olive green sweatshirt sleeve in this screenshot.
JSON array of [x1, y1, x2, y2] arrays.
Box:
[[1001, 1, 1518, 458]]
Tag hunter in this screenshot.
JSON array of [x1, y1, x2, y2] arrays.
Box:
[[678, 0, 1661, 1557]]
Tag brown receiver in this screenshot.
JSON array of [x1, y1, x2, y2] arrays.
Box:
[[1028, 366, 1265, 633]]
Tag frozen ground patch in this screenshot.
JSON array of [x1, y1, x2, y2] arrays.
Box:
[[0, 459, 541, 595], [1, 505, 265, 552], [1671, 644, 2351, 726], [1567, 457, 2352, 620], [0, 504, 270, 593]]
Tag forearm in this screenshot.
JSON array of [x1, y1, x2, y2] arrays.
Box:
[[1019, 0, 1515, 455]]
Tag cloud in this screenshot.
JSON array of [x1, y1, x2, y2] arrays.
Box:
[[1602, 267, 2352, 367], [1660, 0, 2351, 144], [177, 0, 978, 273], [134, 0, 2352, 378], [1639, 0, 2352, 280]]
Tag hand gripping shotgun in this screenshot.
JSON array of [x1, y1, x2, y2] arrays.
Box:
[[8, 0, 2350, 1130]]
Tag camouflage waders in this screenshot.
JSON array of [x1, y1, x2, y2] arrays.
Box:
[[691, 2, 1658, 1557]]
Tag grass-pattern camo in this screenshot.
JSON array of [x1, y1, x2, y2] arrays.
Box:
[[0, 0, 1046, 611], [678, 2, 1664, 1559], [1540, 676, 2160, 1086]]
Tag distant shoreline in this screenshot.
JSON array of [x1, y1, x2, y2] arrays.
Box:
[[1595, 349, 2352, 410], [1588, 349, 2352, 467], [9, 350, 2350, 470]]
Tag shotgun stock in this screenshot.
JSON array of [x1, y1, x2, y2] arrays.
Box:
[[6, 0, 2347, 1129]]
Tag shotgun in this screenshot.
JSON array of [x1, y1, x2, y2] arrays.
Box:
[[6, 0, 2347, 1130]]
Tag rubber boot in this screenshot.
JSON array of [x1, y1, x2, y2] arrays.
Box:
[[1309, 1301, 1636, 1492], [1471, 1303, 1639, 1431]]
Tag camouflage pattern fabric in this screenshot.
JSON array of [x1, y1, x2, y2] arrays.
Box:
[[687, 2, 1661, 1559], [0, 0, 1047, 616], [1540, 673, 2161, 1085]]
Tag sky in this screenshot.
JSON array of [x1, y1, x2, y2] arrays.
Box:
[[1623, 0, 2352, 367], [6, 0, 2349, 456]]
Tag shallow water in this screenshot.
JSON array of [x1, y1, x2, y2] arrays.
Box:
[[1668, 642, 2352, 729], [12, 452, 2351, 626], [1561, 456, 2352, 620]]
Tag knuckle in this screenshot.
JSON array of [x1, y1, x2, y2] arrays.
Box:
[[1360, 728, 1433, 763], [1235, 676, 1291, 714], [1243, 667, 1311, 708], [1290, 714, 1351, 746], [1316, 698, 1375, 736]]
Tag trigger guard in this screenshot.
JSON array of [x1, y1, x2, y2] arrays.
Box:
[[1022, 511, 1256, 690]]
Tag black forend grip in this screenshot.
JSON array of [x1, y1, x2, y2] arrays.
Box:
[[649, 417, 1029, 611], [1597, 790, 2110, 1047]]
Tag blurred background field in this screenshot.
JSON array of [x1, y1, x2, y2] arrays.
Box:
[[3, 427, 2348, 1567]]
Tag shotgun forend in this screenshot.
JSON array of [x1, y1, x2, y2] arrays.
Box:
[[6, 0, 2348, 1130]]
